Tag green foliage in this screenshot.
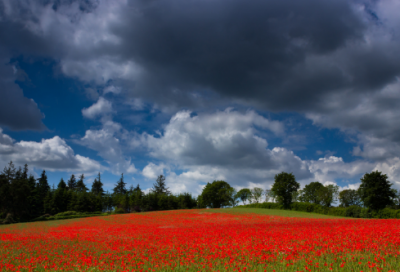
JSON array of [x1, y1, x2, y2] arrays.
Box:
[[317, 184, 339, 207], [339, 189, 362, 207], [57, 178, 67, 190], [271, 172, 299, 209], [300, 181, 324, 204], [152, 175, 170, 195], [236, 202, 282, 210], [359, 170, 395, 210], [236, 188, 252, 205], [251, 187, 264, 203], [76, 174, 88, 193], [67, 174, 77, 191], [199, 180, 234, 208], [3, 161, 400, 225], [113, 174, 127, 195], [237, 201, 400, 219], [114, 207, 126, 214], [91, 173, 104, 195], [264, 189, 276, 203]]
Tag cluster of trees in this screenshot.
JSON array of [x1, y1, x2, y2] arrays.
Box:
[[199, 171, 400, 211], [2, 160, 398, 223], [0, 162, 197, 223]]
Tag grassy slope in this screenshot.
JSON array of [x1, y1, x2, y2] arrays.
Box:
[[204, 207, 348, 218]]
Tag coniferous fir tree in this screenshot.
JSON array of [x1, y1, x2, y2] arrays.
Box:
[[36, 170, 50, 214], [58, 178, 67, 190], [91, 173, 104, 195], [152, 175, 170, 195], [113, 174, 127, 195], [76, 174, 88, 192], [67, 174, 77, 191]]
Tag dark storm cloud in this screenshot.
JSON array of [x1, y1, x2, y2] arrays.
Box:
[[2, 0, 400, 148], [0, 59, 45, 130], [111, 0, 372, 110]]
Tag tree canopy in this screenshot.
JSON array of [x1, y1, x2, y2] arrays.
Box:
[[152, 175, 170, 195], [300, 181, 324, 204], [199, 180, 233, 208], [339, 189, 362, 207], [271, 172, 299, 209], [359, 171, 395, 210], [236, 188, 252, 205]]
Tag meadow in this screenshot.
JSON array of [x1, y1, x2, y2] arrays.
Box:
[[1, 208, 399, 272]]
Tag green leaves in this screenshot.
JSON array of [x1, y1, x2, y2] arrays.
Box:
[[200, 180, 234, 208], [271, 172, 299, 209], [359, 170, 395, 210]]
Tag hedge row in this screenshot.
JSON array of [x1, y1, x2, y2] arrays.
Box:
[[235, 202, 400, 219], [31, 211, 108, 222]]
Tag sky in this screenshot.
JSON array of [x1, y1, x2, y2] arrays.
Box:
[[1, 0, 400, 195]]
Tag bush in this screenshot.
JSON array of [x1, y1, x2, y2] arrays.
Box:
[[54, 211, 79, 217], [236, 202, 282, 209], [345, 206, 362, 218], [359, 208, 371, 218], [236, 202, 400, 219], [114, 207, 125, 214], [374, 208, 400, 219], [291, 202, 318, 213]]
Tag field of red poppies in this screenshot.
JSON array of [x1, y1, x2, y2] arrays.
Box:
[[1, 209, 399, 272]]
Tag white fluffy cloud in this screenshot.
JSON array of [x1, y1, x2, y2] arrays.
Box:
[[138, 109, 311, 192], [0, 128, 102, 172], [142, 163, 168, 180], [137, 110, 400, 194], [146, 109, 285, 166], [82, 97, 113, 119], [78, 120, 137, 175]]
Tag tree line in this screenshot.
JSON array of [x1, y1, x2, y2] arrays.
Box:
[[198, 171, 400, 211], [2, 160, 399, 223], [0, 162, 197, 224]]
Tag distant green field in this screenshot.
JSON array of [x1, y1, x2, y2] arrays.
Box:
[[205, 207, 349, 218]]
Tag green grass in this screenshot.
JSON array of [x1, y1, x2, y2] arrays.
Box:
[[204, 207, 349, 218]]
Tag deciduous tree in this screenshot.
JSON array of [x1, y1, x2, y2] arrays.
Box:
[[251, 187, 264, 203], [271, 172, 299, 209], [199, 180, 233, 208], [359, 171, 395, 210], [236, 188, 252, 205], [300, 181, 324, 204]]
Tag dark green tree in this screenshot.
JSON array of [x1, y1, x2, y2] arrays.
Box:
[[130, 184, 143, 212], [3, 161, 16, 182], [300, 181, 324, 204], [91, 173, 104, 195], [27, 174, 40, 217], [67, 174, 77, 191], [317, 184, 339, 207], [359, 171, 395, 210], [9, 171, 31, 220], [37, 170, 50, 214], [76, 174, 88, 192], [57, 178, 67, 190], [236, 188, 252, 205], [199, 180, 233, 208], [339, 189, 362, 207], [113, 173, 127, 195], [22, 164, 29, 180], [271, 172, 299, 209], [176, 193, 197, 209], [152, 175, 170, 195]]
